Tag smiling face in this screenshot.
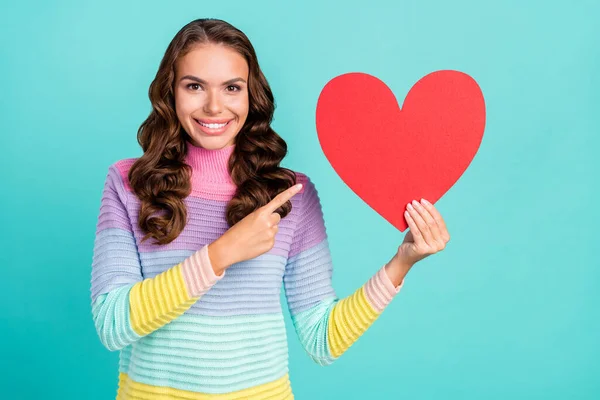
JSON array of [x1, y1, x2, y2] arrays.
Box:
[[174, 43, 250, 150]]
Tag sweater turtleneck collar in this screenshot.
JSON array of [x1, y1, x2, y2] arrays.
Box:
[[184, 139, 236, 184]]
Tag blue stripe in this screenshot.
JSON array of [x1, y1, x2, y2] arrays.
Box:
[[284, 238, 337, 316], [139, 250, 289, 316], [120, 313, 290, 394], [90, 227, 142, 303]]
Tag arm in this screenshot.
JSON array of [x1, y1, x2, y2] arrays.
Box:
[[283, 175, 405, 365], [90, 164, 225, 351]]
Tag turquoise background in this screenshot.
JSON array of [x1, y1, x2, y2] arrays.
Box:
[[1, 0, 599, 398]]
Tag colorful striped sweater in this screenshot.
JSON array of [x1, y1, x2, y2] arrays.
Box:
[[90, 140, 405, 399]]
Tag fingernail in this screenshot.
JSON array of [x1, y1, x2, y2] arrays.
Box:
[[295, 184, 303, 189], [412, 200, 420, 207], [407, 203, 413, 210], [421, 198, 430, 205]]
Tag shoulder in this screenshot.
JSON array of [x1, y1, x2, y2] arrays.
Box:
[[286, 171, 327, 249], [292, 171, 317, 193], [106, 157, 139, 193], [290, 171, 319, 199], [289, 171, 322, 214]]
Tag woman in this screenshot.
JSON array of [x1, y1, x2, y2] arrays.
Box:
[[90, 18, 450, 399]]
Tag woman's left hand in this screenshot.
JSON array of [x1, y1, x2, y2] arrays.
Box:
[[395, 198, 451, 268]]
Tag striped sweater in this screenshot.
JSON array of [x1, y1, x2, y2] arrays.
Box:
[[90, 140, 405, 399]]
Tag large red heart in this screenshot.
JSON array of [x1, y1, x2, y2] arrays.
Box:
[[315, 70, 486, 231]]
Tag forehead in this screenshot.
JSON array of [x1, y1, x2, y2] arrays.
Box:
[[176, 43, 249, 80]]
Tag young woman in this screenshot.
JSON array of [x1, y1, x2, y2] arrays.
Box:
[[90, 18, 450, 399]]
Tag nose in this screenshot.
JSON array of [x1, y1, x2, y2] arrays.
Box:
[[203, 89, 223, 115]]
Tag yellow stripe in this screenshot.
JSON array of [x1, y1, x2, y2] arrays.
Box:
[[129, 263, 198, 336], [116, 372, 294, 399], [327, 286, 380, 358]]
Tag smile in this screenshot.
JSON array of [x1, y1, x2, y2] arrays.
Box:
[[198, 121, 228, 128], [194, 119, 233, 136]]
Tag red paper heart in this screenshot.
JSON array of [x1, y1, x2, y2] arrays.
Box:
[[316, 70, 486, 231]]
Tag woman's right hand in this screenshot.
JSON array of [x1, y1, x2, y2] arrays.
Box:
[[207, 183, 304, 275]]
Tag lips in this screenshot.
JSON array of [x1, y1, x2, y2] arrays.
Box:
[[193, 118, 233, 136], [196, 118, 232, 124]]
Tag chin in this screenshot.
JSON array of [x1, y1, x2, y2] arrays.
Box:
[[188, 134, 237, 150]]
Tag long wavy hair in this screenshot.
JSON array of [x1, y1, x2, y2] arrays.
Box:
[[129, 18, 297, 246]]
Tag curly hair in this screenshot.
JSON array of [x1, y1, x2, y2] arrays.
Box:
[[128, 18, 297, 246]]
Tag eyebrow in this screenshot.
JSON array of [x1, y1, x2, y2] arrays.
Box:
[[179, 75, 247, 85]]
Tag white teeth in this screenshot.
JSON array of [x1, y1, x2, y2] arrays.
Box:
[[198, 121, 228, 129]]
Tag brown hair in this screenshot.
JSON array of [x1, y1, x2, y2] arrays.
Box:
[[128, 18, 297, 245]]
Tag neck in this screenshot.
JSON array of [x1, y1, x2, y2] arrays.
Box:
[[184, 139, 235, 184]]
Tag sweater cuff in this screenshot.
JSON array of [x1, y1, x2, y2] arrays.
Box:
[[181, 244, 225, 298], [364, 264, 405, 313]]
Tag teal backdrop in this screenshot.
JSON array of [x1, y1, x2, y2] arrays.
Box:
[[1, 1, 599, 399]]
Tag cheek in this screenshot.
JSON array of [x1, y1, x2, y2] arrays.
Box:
[[175, 92, 198, 116], [228, 95, 249, 116]]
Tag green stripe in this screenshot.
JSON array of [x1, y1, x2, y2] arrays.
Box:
[[290, 297, 337, 365], [120, 313, 290, 394]]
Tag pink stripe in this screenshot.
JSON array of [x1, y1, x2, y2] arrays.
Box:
[[364, 265, 404, 313], [189, 180, 237, 202], [180, 244, 225, 297], [115, 158, 249, 202]]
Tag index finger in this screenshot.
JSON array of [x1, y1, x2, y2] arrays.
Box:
[[262, 183, 303, 214]]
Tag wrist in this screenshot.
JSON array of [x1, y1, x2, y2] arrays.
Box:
[[207, 239, 231, 275], [384, 255, 412, 287]]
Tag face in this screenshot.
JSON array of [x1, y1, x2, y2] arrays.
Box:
[[174, 43, 250, 150]]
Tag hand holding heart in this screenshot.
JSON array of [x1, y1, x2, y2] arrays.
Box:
[[316, 70, 485, 232], [316, 70, 484, 277], [396, 198, 450, 269]]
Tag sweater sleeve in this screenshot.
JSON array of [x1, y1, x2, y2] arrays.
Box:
[[283, 175, 405, 365], [90, 163, 225, 351]]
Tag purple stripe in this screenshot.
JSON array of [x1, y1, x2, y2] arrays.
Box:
[[124, 193, 297, 258], [288, 176, 327, 258], [96, 165, 133, 233]]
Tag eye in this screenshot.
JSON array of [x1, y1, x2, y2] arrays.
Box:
[[226, 85, 241, 92], [186, 83, 202, 91]]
